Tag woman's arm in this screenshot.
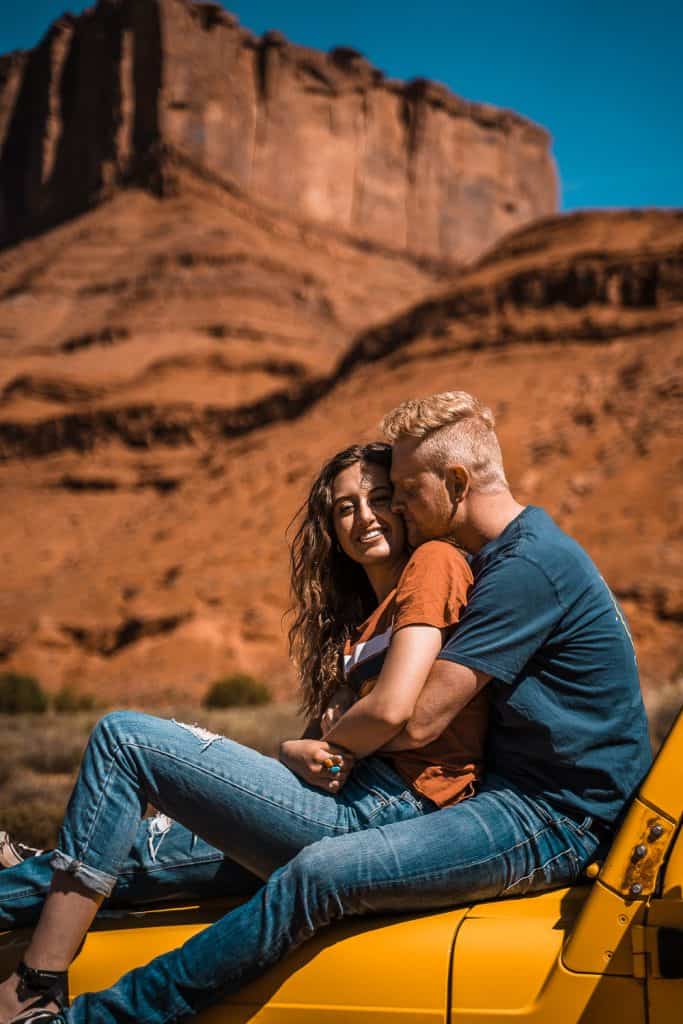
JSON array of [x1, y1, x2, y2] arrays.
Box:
[[321, 624, 443, 758]]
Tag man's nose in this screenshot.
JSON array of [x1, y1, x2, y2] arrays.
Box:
[[391, 491, 405, 513]]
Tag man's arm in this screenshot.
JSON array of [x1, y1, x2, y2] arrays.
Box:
[[381, 659, 491, 751]]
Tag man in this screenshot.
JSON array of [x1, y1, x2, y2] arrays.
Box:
[[1, 391, 651, 1024]]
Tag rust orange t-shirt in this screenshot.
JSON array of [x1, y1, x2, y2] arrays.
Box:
[[343, 540, 489, 808]]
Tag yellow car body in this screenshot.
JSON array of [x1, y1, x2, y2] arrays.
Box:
[[2, 711, 681, 1022]]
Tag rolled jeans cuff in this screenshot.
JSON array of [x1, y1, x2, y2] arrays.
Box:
[[50, 849, 118, 898]]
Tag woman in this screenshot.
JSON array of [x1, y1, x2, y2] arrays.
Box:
[[0, 442, 488, 1024]]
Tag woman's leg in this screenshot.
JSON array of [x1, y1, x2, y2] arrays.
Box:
[[0, 821, 258, 932], [0, 710, 427, 1019]]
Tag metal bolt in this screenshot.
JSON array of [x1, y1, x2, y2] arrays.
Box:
[[649, 824, 664, 840], [605, 951, 613, 960], [630, 883, 643, 896], [618, 914, 628, 925], [633, 844, 648, 860]]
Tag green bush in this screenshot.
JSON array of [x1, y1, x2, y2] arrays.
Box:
[[53, 685, 96, 712], [0, 672, 48, 714], [203, 673, 271, 709]]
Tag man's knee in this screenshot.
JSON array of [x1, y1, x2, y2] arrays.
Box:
[[279, 832, 374, 921]]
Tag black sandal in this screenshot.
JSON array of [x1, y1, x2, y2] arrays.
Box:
[[11, 1010, 67, 1024], [10, 961, 69, 1022]]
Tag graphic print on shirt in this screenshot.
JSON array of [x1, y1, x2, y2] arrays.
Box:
[[344, 623, 393, 696], [599, 573, 637, 662]]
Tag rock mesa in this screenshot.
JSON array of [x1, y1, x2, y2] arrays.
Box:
[[0, 0, 557, 260]]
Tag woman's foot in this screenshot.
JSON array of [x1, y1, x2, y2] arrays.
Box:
[[0, 833, 43, 870], [0, 963, 66, 1024], [8, 1009, 66, 1024]]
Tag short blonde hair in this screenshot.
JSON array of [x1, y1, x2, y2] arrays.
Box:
[[381, 391, 508, 492]]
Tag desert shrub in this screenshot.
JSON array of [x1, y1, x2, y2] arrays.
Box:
[[53, 686, 96, 712], [203, 673, 271, 709], [0, 672, 48, 714]]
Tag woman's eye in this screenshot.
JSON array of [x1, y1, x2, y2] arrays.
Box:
[[338, 503, 355, 516], [372, 495, 391, 506]]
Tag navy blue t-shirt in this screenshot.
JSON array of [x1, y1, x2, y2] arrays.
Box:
[[438, 506, 652, 826]]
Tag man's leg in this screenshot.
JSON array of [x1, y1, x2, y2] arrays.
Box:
[[0, 821, 259, 931], [67, 778, 601, 1024]]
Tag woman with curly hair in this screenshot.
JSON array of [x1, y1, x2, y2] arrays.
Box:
[[0, 442, 488, 1024]]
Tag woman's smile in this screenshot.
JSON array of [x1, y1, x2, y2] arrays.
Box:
[[356, 526, 388, 545]]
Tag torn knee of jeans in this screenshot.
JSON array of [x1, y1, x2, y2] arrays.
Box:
[[172, 719, 224, 752], [147, 812, 173, 863]]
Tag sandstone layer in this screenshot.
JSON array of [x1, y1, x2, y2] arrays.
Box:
[[0, 207, 681, 703], [0, 167, 447, 451], [0, 0, 557, 261]]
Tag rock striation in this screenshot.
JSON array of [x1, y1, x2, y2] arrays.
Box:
[[0, 0, 557, 260]]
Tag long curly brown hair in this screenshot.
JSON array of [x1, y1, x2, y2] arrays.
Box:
[[288, 443, 394, 720]]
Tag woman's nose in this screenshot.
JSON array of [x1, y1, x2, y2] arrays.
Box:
[[356, 498, 375, 526]]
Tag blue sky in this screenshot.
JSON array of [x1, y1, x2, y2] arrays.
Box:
[[3, 1, 681, 211]]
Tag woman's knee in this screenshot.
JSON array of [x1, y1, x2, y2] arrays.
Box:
[[91, 710, 149, 744]]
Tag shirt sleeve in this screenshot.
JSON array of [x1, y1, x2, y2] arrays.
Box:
[[393, 541, 473, 633], [438, 555, 563, 684]]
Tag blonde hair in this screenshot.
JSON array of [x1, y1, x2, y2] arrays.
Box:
[[381, 391, 508, 492]]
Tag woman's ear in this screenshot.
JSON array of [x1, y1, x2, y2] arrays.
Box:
[[446, 465, 470, 504]]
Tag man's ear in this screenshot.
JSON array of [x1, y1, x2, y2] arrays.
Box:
[[445, 465, 470, 504]]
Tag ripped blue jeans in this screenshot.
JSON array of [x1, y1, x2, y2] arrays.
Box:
[[0, 817, 258, 932], [51, 711, 434, 898]]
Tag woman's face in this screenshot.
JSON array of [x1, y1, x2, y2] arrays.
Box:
[[331, 461, 406, 568]]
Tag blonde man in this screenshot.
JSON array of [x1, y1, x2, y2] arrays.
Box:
[[380, 390, 650, 841]]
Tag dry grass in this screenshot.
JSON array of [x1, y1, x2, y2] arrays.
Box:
[[0, 702, 303, 849]]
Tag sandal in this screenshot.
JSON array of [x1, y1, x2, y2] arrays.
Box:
[[9, 961, 69, 1023], [0, 832, 43, 870], [11, 1010, 67, 1023]]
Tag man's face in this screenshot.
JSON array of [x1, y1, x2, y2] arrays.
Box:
[[390, 438, 456, 546]]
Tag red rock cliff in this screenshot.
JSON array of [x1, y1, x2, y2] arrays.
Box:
[[0, 0, 558, 260]]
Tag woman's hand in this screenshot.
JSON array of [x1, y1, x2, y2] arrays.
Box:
[[279, 739, 354, 792], [320, 685, 356, 738]]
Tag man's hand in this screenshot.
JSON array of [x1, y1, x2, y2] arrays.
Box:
[[279, 738, 355, 792]]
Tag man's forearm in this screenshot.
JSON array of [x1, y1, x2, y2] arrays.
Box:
[[380, 726, 422, 752], [379, 660, 490, 751]]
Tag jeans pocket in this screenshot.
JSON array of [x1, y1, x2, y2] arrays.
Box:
[[350, 759, 427, 825]]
